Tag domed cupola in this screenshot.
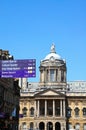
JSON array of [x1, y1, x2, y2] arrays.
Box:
[[44, 43, 62, 61], [39, 44, 67, 90]]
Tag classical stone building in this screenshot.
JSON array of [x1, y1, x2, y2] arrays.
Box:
[[19, 44, 86, 130]]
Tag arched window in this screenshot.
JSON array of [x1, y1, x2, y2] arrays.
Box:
[[68, 123, 72, 129], [22, 107, 28, 117], [30, 122, 34, 130], [83, 123, 86, 130], [83, 108, 86, 116], [74, 107, 79, 117], [30, 107, 34, 116], [75, 123, 80, 130], [22, 122, 27, 130], [67, 107, 72, 117]]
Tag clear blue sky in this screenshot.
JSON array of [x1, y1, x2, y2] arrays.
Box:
[[0, 0, 86, 82]]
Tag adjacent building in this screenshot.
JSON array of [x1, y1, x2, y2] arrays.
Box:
[[0, 49, 20, 130]]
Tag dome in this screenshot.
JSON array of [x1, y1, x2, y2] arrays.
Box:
[[45, 53, 61, 60], [43, 44, 62, 61]]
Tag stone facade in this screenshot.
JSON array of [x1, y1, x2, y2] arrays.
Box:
[[66, 81, 86, 130], [0, 49, 20, 130], [19, 44, 86, 130]]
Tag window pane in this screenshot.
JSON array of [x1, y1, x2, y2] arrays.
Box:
[[67, 107, 71, 117], [22, 107, 27, 116], [30, 107, 34, 116], [50, 70, 55, 81], [83, 108, 86, 116], [68, 123, 72, 129], [75, 124, 80, 130], [22, 122, 27, 130], [74, 108, 79, 116], [83, 124, 86, 130], [30, 122, 34, 129]]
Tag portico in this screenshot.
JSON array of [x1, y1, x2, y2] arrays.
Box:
[[35, 99, 66, 117]]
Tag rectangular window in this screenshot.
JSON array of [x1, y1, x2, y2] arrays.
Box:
[[50, 69, 55, 81]]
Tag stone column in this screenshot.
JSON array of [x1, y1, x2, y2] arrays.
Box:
[[54, 70, 56, 81], [56, 69, 58, 81], [49, 69, 50, 82], [64, 71, 66, 82], [60, 100, 62, 117], [53, 100, 55, 117], [34, 122, 37, 130], [34, 100, 37, 117], [61, 122, 64, 130], [53, 123, 55, 130], [36, 122, 39, 130], [44, 69, 46, 82], [63, 100, 65, 117], [37, 100, 39, 117], [45, 122, 47, 130], [57, 69, 61, 82], [81, 124, 83, 130], [45, 100, 47, 116]]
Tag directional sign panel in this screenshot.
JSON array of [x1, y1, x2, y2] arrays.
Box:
[[0, 59, 36, 78]]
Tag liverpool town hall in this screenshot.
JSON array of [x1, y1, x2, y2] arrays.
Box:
[[19, 44, 86, 130]]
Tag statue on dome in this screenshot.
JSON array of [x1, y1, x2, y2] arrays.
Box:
[[50, 43, 56, 53]]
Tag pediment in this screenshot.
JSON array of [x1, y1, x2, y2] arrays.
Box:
[[41, 90, 59, 96], [35, 88, 65, 97]]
